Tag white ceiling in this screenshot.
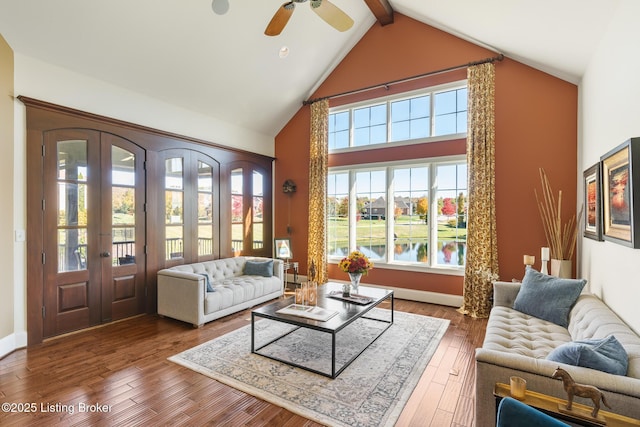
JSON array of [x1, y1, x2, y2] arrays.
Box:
[[0, 0, 620, 139]]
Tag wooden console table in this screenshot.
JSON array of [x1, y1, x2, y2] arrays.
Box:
[[494, 383, 640, 427]]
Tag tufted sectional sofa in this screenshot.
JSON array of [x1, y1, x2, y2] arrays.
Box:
[[157, 256, 284, 327], [475, 281, 640, 426]]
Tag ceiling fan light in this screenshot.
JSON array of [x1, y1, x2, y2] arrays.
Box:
[[211, 0, 229, 15], [279, 46, 290, 58]]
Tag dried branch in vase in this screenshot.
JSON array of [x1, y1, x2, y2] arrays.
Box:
[[535, 168, 583, 261]]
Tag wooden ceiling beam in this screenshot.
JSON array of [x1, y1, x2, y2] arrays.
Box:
[[363, 0, 394, 26]]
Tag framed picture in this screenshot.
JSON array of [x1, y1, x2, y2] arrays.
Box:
[[274, 237, 292, 259], [600, 137, 640, 248], [583, 162, 602, 241]]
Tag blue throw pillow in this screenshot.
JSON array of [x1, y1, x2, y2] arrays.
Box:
[[547, 335, 628, 376], [513, 267, 586, 327], [200, 273, 214, 292], [243, 260, 273, 277]]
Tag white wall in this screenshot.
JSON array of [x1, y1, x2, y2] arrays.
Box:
[[2, 53, 274, 357], [15, 54, 275, 156], [580, 0, 640, 333]]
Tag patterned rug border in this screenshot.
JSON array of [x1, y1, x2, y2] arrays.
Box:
[[169, 310, 449, 427]]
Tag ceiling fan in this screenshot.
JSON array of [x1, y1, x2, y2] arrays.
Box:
[[211, 0, 354, 36], [265, 0, 354, 36]]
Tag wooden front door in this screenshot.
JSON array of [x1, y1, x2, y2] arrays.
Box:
[[42, 129, 146, 338]]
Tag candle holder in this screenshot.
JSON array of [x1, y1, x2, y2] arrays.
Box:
[[523, 255, 535, 268], [541, 247, 550, 274]]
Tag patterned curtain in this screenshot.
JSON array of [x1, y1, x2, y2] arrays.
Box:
[[459, 62, 499, 318], [308, 99, 329, 283]]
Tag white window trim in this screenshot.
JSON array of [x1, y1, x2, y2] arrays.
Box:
[[328, 156, 466, 276], [329, 80, 468, 153]]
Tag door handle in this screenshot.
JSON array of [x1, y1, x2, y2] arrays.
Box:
[[100, 252, 111, 258]]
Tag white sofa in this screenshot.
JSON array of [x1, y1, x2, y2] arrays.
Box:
[[475, 281, 640, 427], [157, 256, 284, 327]]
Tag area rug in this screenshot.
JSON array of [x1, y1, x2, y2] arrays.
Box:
[[169, 309, 449, 427]]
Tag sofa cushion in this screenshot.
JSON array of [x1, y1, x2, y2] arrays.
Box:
[[483, 306, 572, 359], [547, 335, 629, 376], [243, 259, 273, 277], [513, 267, 586, 327]]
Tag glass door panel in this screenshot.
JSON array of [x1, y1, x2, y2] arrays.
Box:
[[231, 168, 243, 253], [165, 158, 184, 260], [252, 171, 264, 250], [198, 161, 213, 256], [111, 146, 136, 265], [57, 140, 88, 272]]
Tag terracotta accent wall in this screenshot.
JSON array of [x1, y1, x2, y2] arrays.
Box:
[[274, 14, 577, 297]]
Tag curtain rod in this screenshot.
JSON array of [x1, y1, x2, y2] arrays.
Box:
[[303, 53, 504, 106]]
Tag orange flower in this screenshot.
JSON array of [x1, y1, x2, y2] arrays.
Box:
[[338, 250, 373, 274]]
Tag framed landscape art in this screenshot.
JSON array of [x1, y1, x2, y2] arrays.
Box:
[[600, 137, 640, 248], [274, 237, 292, 259], [583, 162, 602, 241]]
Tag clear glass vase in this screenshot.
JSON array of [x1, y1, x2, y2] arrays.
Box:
[[348, 272, 362, 294]]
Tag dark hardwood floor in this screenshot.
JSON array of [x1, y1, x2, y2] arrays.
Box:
[[0, 297, 487, 426]]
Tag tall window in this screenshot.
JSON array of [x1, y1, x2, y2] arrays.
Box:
[[198, 161, 214, 256], [252, 171, 264, 250], [393, 166, 429, 264], [356, 170, 387, 261], [112, 146, 136, 265], [231, 168, 243, 253], [327, 158, 467, 269], [328, 82, 467, 151], [57, 139, 88, 271], [165, 158, 184, 260], [230, 165, 269, 256], [327, 172, 349, 257]]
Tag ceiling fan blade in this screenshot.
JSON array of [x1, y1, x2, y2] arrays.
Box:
[[310, 0, 354, 32], [265, 2, 295, 36]]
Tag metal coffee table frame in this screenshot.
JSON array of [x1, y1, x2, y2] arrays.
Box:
[[251, 284, 394, 378]]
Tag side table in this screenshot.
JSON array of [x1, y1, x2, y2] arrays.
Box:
[[282, 261, 299, 289], [494, 383, 640, 427]]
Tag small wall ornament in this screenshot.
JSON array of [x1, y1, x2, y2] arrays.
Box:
[[282, 179, 296, 194]]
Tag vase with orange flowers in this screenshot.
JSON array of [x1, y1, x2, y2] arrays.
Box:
[[338, 250, 373, 296]]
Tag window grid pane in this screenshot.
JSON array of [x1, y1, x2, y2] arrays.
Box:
[[393, 167, 429, 264], [356, 170, 386, 261], [435, 163, 467, 267], [332, 86, 465, 149], [327, 172, 349, 258], [328, 111, 350, 150]]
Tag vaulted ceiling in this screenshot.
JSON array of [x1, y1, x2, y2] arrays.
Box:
[[0, 1, 620, 138]]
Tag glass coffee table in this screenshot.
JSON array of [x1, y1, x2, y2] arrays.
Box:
[[251, 282, 394, 378]]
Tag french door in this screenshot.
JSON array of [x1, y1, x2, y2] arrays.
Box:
[[42, 130, 146, 337]]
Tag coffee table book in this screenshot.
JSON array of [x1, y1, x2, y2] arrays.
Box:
[[276, 304, 338, 321]]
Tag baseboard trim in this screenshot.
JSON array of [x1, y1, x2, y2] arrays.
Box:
[[297, 275, 463, 308], [361, 283, 463, 307], [0, 331, 27, 359]]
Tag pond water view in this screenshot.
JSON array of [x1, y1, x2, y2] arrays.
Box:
[[329, 241, 466, 267]]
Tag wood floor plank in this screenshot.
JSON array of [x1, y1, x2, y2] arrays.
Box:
[[0, 297, 486, 427]]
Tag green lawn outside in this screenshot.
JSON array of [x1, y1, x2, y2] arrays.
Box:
[[328, 216, 466, 246]]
